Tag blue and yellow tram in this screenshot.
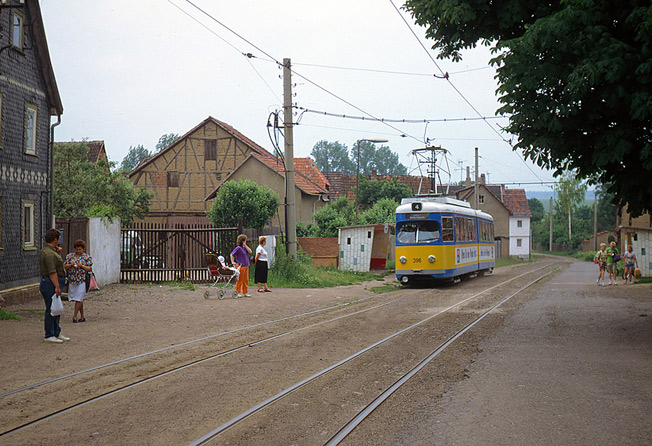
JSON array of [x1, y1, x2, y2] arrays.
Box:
[[395, 197, 495, 283]]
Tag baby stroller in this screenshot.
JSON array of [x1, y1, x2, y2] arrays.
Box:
[[204, 253, 240, 299]]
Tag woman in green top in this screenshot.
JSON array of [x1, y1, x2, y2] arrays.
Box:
[[606, 241, 620, 285]]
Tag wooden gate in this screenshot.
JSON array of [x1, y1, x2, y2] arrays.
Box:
[[120, 223, 238, 283], [55, 217, 89, 255]]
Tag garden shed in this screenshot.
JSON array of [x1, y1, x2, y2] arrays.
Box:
[[338, 224, 390, 272]]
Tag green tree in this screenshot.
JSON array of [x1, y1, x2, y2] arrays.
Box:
[[311, 197, 355, 237], [357, 177, 412, 209], [555, 171, 587, 240], [206, 180, 280, 229], [404, 0, 652, 216], [528, 198, 545, 223], [54, 142, 151, 225], [156, 133, 180, 152], [595, 184, 617, 231], [311, 140, 355, 173], [120, 144, 151, 173], [360, 198, 399, 225], [352, 140, 407, 175]]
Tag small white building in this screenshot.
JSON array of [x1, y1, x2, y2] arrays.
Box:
[[502, 189, 532, 258], [338, 225, 390, 272]]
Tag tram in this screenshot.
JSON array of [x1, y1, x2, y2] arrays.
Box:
[[395, 196, 495, 284]]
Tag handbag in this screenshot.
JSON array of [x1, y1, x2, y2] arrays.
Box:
[[613, 254, 620, 262], [87, 272, 100, 292], [50, 294, 64, 316]]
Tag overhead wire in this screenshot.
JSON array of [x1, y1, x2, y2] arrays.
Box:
[[296, 107, 506, 124], [178, 0, 424, 144], [388, 0, 548, 184]]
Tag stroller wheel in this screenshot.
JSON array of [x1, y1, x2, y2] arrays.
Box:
[[232, 290, 239, 299], [218, 289, 226, 300], [203, 290, 211, 299]]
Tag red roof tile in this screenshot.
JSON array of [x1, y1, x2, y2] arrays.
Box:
[[502, 189, 531, 217]]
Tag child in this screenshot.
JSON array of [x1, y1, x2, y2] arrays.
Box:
[[594, 243, 607, 287], [622, 245, 638, 284]]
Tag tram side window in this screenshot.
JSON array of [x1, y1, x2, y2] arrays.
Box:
[[418, 221, 441, 243], [397, 223, 417, 244], [442, 217, 454, 242], [467, 218, 477, 241]]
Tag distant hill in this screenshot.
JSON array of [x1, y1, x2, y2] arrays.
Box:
[[526, 190, 597, 212]]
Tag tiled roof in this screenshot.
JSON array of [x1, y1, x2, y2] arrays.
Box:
[[295, 158, 331, 192], [252, 153, 328, 195], [502, 188, 531, 217]]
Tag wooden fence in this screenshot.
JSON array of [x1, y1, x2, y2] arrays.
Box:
[[120, 223, 239, 283]]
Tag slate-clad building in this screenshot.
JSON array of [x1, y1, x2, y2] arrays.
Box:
[[0, 0, 63, 296]]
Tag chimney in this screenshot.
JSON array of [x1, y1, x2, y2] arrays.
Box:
[[480, 173, 486, 185], [465, 166, 471, 186]]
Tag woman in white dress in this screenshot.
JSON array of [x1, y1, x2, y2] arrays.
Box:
[[64, 239, 93, 322], [255, 236, 271, 293]]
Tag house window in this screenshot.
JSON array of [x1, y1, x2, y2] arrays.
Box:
[[167, 171, 179, 187], [478, 195, 485, 204], [12, 10, 25, 51], [23, 200, 35, 249], [517, 220, 523, 228], [25, 104, 38, 155], [516, 238, 522, 247], [0, 93, 3, 149], [367, 231, 372, 238], [205, 140, 217, 160]]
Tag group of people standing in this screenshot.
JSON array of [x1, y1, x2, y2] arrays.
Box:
[[229, 234, 272, 298], [594, 241, 638, 287], [39, 228, 93, 344]]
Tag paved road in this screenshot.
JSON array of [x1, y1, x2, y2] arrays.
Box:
[[410, 260, 652, 445]]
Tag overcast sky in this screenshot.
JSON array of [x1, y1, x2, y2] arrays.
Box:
[[40, 0, 557, 191]]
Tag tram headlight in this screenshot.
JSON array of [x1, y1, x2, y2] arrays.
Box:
[[428, 255, 436, 263], [399, 256, 407, 264]]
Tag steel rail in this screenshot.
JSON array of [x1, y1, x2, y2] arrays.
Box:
[[188, 262, 558, 446], [0, 293, 383, 399], [325, 268, 558, 445]]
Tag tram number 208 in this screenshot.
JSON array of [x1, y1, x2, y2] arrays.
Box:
[[412, 258, 422, 263]]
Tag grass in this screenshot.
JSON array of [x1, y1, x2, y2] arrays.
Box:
[[264, 245, 387, 288], [0, 309, 20, 320]]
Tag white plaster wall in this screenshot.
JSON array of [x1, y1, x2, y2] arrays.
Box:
[[87, 217, 121, 286], [635, 229, 651, 277], [338, 227, 374, 272], [509, 217, 530, 257]]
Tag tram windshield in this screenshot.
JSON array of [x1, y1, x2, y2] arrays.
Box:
[[397, 221, 441, 244]]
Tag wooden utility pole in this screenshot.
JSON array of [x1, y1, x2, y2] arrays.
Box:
[[283, 58, 297, 257], [474, 147, 479, 209], [549, 197, 553, 251], [593, 190, 598, 251]]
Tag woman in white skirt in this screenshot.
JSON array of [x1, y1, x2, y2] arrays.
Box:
[[65, 239, 93, 323]]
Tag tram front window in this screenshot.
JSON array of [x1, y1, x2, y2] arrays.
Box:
[[397, 223, 417, 244], [417, 221, 441, 243]]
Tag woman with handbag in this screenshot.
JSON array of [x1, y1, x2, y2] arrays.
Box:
[[64, 239, 93, 323]]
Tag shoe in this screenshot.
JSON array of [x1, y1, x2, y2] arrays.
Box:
[[73, 319, 78, 323], [258, 290, 265, 293], [79, 318, 86, 322], [57, 334, 70, 342], [601, 282, 605, 287], [45, 336, 63, 344], [244, 293, 252, 297], [264, 289, 272, 292]]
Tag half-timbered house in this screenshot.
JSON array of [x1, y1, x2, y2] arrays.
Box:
[[129, 116, 329, 228]]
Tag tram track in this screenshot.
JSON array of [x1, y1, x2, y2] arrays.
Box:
[[189, 262, 561, 445], [1, 260, 564, 444]]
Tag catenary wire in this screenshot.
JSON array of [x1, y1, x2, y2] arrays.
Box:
[[388, 0, 548, 183]]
